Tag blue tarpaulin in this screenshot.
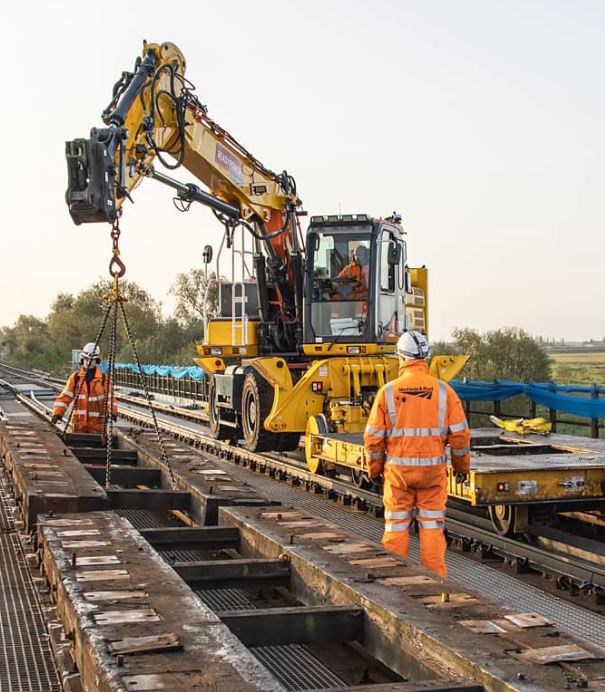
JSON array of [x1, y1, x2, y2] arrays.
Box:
[[105, 362, 604, 419], [105, 363, 206, 381], [450, 380, 605, 419]]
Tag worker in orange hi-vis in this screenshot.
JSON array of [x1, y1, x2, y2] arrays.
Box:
[[363, 331, 470, 578], [333, 245, 370, 301], [52, 342, 117, 434]]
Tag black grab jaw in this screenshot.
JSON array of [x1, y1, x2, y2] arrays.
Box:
[[65, 127, 121, 225]]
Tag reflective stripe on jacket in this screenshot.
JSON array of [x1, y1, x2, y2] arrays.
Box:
[[53, 367, 117, 434], [363, 359, 470, 478]]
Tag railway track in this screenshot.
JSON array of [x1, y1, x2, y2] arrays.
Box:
[[3, 364, 605, 689], [2, 361, 605, 607]]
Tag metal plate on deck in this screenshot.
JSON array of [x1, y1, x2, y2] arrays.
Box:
[[84, 590, 148, 602], [63, 540, 111, 548], [460, 619, 508, 634], [379, 575, 437, 586], [261, 511, 302, 520], [94, 609, 161, 625], [76, 555, 120, 566], [122, 672, 206, 690], [505, 612, 553, 628], [279, 521, 325, 528], [418, 593, 480, 608], [349, 556, 401, 568], [76, 569, 129, 582], [109, 632, 182, 656], [323, 543, 374, 555], [57, 529, 102, 537], [41, 519, 94, 527], [518, 644, 601, 664]]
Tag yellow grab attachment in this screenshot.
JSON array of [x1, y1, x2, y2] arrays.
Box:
[[490, 415, 552, 435]]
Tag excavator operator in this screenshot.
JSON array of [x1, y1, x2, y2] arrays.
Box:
[[332, 245, 370, 302], [363, 331, 470, 578]]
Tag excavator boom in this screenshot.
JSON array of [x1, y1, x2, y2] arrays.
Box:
[[67, 42, 298, 226], [66, 41, 304, 347]]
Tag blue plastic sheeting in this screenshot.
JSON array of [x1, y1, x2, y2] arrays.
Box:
[[450, 380, 605, 419], [104, 363, 206, 381], [102, 362, 604, 419]]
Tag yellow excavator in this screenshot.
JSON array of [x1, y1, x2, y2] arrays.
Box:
[[65, 40, 467, 472]]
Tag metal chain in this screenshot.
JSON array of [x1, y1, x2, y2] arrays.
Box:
[[109, 218, 126, 278], [66, 216, 175, 491], [118, 300, 176, 489], [104, 300, 119, 489], [102, 217, 128, 489]]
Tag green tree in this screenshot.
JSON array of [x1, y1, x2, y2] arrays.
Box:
[[47, 280, 163, 369], [170, 269, 219, 326], [446, 327, 551, 382], [4, 315, 60, 370]]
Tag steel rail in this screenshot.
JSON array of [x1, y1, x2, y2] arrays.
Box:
[[115, 402, 605, 596], [3, 362, 605, 597]]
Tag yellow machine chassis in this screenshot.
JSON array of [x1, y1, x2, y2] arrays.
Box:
[[446, 466, 605, 505], [304, 427, 605, 506]]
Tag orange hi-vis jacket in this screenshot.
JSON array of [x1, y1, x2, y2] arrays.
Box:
[[363, 359, 470, 577], [336, 261, 369, 300], [52, 367, 117, 434], [364, 359, 470, 479]]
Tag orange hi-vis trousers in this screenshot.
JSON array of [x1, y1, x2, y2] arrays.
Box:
[[382, 465, 448, 577]]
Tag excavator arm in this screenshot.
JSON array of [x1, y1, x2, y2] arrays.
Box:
[[67, 42, 297, 234], [66, 41, 304, 346]]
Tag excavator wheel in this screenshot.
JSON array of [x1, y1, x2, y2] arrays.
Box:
[[305, 414, 328, 474], [241, 370, 279, 453], [208, 376, 237, 443]]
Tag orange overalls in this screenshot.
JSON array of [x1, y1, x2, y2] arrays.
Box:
[[53, 367, 117, 434], [363, 360, 470, 577], [335, 261, 369, 301]]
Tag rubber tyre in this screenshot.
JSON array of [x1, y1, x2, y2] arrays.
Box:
[[241, 371, 278, 452]]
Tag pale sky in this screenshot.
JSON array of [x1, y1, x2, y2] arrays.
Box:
[[2, 1, 604, 342]]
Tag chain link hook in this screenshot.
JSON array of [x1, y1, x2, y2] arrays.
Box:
[[108, 218, 127, 279]]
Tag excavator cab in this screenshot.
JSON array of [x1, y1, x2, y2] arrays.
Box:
[[304, 214, 409, 354]]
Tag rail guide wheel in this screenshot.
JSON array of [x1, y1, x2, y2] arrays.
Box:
[[305, 414, 328, 474], [488, 503, 529, 536]]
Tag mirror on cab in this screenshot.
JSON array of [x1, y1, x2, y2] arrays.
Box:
[[388, 241, 402, 265], [202, 245, 213, 264]]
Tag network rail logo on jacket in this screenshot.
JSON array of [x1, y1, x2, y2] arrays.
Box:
[[398, 386, 433, 400]]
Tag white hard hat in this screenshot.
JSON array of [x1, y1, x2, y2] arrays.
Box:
[[396, 331, 430, 360], [81, 342, 101, 360]]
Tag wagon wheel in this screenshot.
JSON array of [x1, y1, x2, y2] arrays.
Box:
[[488, 504, 516, 536], [350, 468, 373, 490]]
